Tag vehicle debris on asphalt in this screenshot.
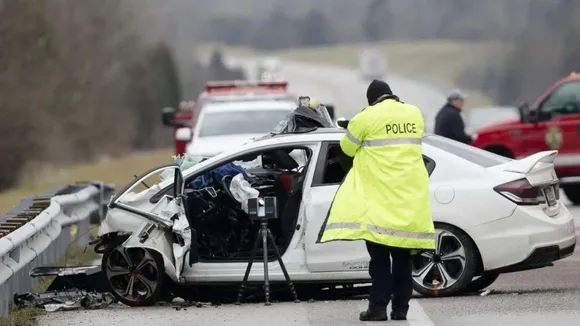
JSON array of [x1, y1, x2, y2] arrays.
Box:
[[171, 298, 211, 310], [11, 264, 115, 312], [13, 290, 115, 312], [28, 265, 110, 293]]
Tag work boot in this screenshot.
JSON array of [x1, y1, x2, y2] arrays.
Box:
[[359, 309, 388, 321], [390, 311, 407, 320]]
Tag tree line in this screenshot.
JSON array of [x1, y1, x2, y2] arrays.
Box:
[[0, 0, 243, 191]]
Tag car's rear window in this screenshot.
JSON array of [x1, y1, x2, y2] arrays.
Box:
[[423, 135, 511, 167]]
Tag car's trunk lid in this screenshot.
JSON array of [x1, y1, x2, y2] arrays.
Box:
[[489, 150, 560, 216]]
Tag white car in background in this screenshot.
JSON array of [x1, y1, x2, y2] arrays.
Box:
[[359, 49, 388, 81], [256, 57, 282, 81], [94, 128, 575, 306], [184, 99, 296, 158]]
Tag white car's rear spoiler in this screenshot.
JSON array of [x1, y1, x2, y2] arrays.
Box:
[[492, 150, 558, 174]]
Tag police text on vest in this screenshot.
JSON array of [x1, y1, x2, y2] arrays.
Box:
[[385, 123, 417, 134]]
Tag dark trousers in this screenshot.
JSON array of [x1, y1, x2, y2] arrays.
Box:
[[365, 240, 413, 314]]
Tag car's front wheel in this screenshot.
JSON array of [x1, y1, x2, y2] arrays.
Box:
[[103, 245, 166, 306], [412, 223, 479, 297]]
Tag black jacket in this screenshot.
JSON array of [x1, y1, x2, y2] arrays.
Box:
[[434, 104, 472, 144]]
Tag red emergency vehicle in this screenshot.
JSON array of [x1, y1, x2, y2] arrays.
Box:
[[161, 80, 336, 156], [472, 72, 580, 204]]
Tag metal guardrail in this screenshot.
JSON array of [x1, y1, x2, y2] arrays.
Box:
[[0, 182, 115, 317]]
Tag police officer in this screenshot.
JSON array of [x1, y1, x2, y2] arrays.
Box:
[[317, 79, 436, 322], [434, 89, 472, 144]]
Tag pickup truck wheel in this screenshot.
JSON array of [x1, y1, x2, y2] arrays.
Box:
[[562, 184, 580, 205], [103, 245, 165, 306], [484, 146, 513, 159]]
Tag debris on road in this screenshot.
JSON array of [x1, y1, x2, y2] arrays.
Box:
[[480, 289, 492, 296], [171, 298, 210, 310], [13, 290, 115, 312], [29, 265, 109, 293]]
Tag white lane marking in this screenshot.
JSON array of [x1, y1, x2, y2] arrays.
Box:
[[408, 300, 436, 326]]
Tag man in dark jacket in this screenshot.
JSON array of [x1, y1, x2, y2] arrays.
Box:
[[434, 89, 472, 144]]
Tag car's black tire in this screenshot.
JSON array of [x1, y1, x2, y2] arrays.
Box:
[[463, 273, 500, 293], [102, 243, 166, 307], [562, 184, 580, 205], [412, 223, 479, 297]]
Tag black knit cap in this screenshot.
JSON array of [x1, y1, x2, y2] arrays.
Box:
[[366, 79, 393, 105]]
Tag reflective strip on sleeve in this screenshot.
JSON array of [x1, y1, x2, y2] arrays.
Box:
[[325, 222, 434, 240], [345, 130, 362, 146], [346, 132, 421, 148], [362, 137, 421, 147], [324, 222, 361, 230]]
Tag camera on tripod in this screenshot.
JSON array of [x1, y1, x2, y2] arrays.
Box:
[[236, 196, 299, 305], [247, 197, 278, 221]]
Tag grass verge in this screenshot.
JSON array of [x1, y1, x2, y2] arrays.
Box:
[[198, 40, 512, 108], [0, 308, 45, 326], [1, 226, 101, 326], [0, 148, 173, 212]]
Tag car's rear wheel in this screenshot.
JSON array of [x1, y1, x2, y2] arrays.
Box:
[[463, 273, 500, 293], [412, 224, 478, 297], [562, 184, 580, 205], [103, 245, 165, 306]]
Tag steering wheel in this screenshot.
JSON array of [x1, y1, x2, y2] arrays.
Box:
[[219, 175, 238, 204]]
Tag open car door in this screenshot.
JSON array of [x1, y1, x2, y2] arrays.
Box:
[[108, 164, 195, 282]]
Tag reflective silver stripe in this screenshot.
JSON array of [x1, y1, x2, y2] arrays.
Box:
[[325, 222, 361, 230], [345, 130, 362, 146], [362, 137, 421, 147], [325, 222, 434, 240], [366, 225, 435, 240], [345, 131, 421, 148]]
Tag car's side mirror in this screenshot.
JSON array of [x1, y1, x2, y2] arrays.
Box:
[[162, 107, 177, 127], [527, 109, 540, 124], [336, 117, 349, 129], [517, 102, 533, 123], [175, 127, 192, 142], [325, 104, 335, 120]]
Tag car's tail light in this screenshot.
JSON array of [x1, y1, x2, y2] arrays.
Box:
[[493, 178, 541, 205]]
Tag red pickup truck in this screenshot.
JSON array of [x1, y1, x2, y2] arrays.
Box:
[[472, 72, 580, 204]]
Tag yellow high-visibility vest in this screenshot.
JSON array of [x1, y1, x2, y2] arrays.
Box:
[[317, 98, 435, 250]]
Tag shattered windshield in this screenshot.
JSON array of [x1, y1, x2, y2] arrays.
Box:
[[270, 104, 334, 136], [159, 154, 202, 182]]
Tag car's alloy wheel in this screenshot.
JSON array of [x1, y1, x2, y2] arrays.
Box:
[[412, 224, 478, 297], [103, 245, 165, 306]]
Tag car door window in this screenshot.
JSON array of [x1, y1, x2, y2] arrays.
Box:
[[311, 142, 436, 187], [539, 81, 580, 118]]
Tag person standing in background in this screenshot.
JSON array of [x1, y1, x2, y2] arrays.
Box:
[[434, 89, 472, 144]]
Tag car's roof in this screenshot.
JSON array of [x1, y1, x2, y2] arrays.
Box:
[[202, 100, 297, 113], [249, 128, 439, 146]]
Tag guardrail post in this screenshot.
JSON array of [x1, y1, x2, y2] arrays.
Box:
[[99, 181, 105, 222]]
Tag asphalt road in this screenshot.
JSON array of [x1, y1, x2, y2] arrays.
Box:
[[38, 59, 580, 325]]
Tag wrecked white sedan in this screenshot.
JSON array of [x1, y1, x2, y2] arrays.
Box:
[[94, 127, 575, 307]]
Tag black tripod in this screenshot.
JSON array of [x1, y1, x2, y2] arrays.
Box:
[[235, 199, 299, 305]]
